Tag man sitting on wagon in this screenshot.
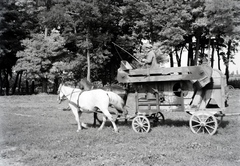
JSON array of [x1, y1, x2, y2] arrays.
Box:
[[141, 43, 158, 68]]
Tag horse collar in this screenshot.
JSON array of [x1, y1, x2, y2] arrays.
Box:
[[69, 91, 84, 110]]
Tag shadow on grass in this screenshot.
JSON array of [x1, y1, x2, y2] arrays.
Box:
[[157, 119, 189, 127], [218, 120, 230, 128]]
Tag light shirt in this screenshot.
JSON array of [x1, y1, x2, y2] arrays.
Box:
[[145, 50, 158, 68]]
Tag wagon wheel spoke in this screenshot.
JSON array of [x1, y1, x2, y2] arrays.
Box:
[[192, 124, 201, 128], [206, 120, 214, 124], [196, 126, 203, 133], [191, 119, 201, 124], [135, 126, 141, 132], [204, 126, 212, 134], [141, 127, 147, 132], [205, 125, 216, 130], [136, 117, 144, 125]]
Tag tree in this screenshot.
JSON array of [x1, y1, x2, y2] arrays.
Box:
[[0, 1, 34, 95], [14, 29, 66, 93]]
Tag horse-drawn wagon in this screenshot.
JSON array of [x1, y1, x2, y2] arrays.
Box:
[[117, 60, 228, 135]]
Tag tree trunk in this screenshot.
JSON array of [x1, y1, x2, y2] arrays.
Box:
[[169, 52, 174, 67], [211, 43, 215, 68], [31, 80, 35, 94], [18, 71, 23, 94], [44, 27, 48, 38], [216, 39, 221, 71], [42, 78, 48, 93], [225, 40, 231, 84], [175, 47, 183, 67], [12, 71, 20, 95], [53, 77, 58, 94], [0, 70, 2, 95], [86, 33, 91, 82], [188, 37, 194, 66], [26, 80, 29, 95], [194, 36, 200, 66], [3, 70, 9, 95]]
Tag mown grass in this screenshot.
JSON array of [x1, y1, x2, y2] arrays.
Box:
[[0, 92, 240, 166]]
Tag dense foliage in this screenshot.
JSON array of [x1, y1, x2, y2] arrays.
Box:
[[0, 0, 240, 94]]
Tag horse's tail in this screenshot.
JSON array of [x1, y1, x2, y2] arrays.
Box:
[[106, 91, 127, 114]]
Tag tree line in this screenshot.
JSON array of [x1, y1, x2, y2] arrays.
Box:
[[0, 0, 240, 95]]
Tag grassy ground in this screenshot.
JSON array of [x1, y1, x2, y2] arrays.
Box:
[[0, 90, 240, 166]]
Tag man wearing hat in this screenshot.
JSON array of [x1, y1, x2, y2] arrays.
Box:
[[141, 43, 158, 68]]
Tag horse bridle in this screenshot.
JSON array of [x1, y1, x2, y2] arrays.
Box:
[[58, 84, 67, 103], [58, 84, 75, 104], [58, 84, 83, 105]]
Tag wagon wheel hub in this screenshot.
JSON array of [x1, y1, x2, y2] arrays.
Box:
[[200, 122, 206, 126], [139, 122, 144, 127]]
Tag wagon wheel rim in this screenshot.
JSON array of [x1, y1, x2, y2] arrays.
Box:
[[189, 113, 218, 135], [153, 112, 165, 124], [132, 116, 150, 133]]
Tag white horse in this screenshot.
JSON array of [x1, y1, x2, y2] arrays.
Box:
[[58, 84, 127, 132]]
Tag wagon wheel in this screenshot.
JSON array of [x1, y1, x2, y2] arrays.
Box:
[[153, 112, 165, 124], [132, 116, 150, 133], [189, 113, 218, 135]]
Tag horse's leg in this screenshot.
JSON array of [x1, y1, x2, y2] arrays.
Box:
[[98, 115, 107, 131], [69, 105, 82, 132], [93, 111, 102, 126], [96, 113, 102, 124], [102, 110, 119, 132], [93, 113, 97, 126]]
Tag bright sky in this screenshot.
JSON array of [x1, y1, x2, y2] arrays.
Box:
[[172, 49, 240, 75], [142, 39, 240, 74], [229, 53, 240, 74]]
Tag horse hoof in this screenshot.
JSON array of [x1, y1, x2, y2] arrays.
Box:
[[81, 123, 88, 128]]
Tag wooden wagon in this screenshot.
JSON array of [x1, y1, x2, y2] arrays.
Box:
[[117, 61, 228, 135]]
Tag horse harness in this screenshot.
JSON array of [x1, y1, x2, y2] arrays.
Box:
[[60, 85, 109, 113], [68, 89, 83, 112], [58, 85, 83, 110], [68, 89, 105, 114]]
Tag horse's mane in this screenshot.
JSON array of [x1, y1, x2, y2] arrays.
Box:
[[81, 78, 94, 87]]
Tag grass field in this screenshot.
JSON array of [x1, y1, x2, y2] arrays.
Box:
[[0, 90, 240, 166]]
